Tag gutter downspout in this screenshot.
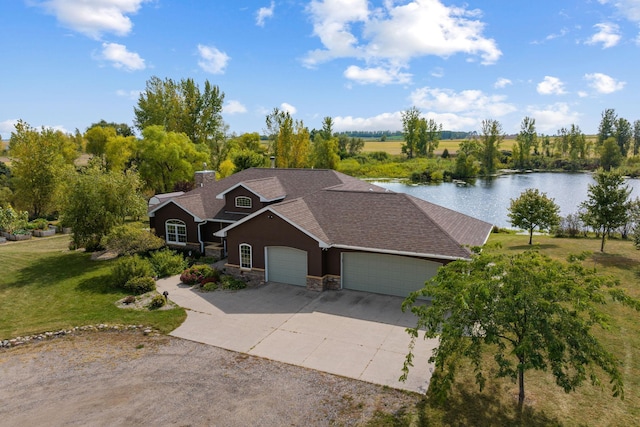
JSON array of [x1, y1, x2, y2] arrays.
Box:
[[197, 221, 206, 254]]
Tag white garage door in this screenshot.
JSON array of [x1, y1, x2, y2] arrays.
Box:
[[342, 252, 440, 297], [266, 246, 308, 286]]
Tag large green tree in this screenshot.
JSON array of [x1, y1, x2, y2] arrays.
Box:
[[265, 109, 310, 168], [416, 118, 442, 157], [508, 188, 560, 244], [479, 119, 503, 175], [134, 76, 227, 167], [600, 137, 623, 171], [514, 117, 537, 169], [136, 126, 210, 193], [580, 169, 631, 252], [401, 106, 421, 159], [60, 166, 147, 250], [597, 108, 617, 148], [633, 120, 640, 156], [615, 117, 632, 158], [401, 249, 638, 410], [9, 120, 78, 218]]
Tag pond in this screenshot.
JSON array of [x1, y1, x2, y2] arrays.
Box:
[[372, 172, 640, 229]]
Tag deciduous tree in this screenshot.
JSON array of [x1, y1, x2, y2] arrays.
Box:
[[401, 249, 638, 410], [136, 126, 210, 193], [401, 106, 421, 159], [597, 108, 617, 147], [9, 120, 78, 218], [479, 119, 503, 175], [515, 117, 537, 169], [600, 137, 623, 171], [615, 117, 632, 158], [508, 188, 560, 244], [580, 169, 631, 252]]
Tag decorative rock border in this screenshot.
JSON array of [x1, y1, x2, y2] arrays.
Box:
[[0, 324, 159, 349]]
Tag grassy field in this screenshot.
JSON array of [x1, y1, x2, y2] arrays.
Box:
[[362, 138, 518, 156], [405, 232, 640, 427], [0, 235, 186, 339]]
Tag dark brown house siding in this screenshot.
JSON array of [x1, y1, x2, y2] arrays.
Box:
[[223, 187, 265, 215], [150, 202, 200, 249], [226, 211, 323, 275]]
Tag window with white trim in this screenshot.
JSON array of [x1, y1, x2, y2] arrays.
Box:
[[235, 196, 252, 209], [240, 243, 252, 269], [166, 219, 187, 245]]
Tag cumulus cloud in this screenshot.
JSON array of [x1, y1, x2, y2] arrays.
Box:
[[586, 22, 621, 48], [410, 87, 516, 117], [584, 72, 626, 93], [281, 103, 297, 114], [526, 103, 580, 133], [197, 44, 230, 74], [598, 0, 640, 23], [35, 0, 149, 39], [224, 100, 247, 114], [536, 76, 566, 95], [344, 65, 411, 85], [99, 42, 145, 71], [304, 0, 501, 85], [256, 1, 275, 27], [494, 77, 512, 89], [333, 112, 403, 132], [0, 119, 19, 138]]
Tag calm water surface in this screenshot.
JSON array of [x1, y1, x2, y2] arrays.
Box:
[[373, 172, 640, 228]]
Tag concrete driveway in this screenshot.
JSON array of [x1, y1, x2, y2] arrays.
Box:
[[156, 277, 437, 393]]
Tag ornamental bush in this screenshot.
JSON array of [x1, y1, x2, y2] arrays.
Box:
[[179, 264, 220, 286], [112, 255, 154, 288], [149, 248, 187, 278], [123, 276, 156, 295], [147, 293, 166, 309]]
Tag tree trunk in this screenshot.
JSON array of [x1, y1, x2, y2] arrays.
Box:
[[518, 366, 525, 412], [528, 229, 533, 245], [601, 229, 606, 252]]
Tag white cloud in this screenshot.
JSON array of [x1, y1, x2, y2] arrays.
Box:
[[197, 44, 230, 74], [410, 87, 516, 117], [584, 72, 626, 93], [224, 100, 247, 114], [116, 89, 141, 100], [0, 119, 19, 138], [35, 0, 149, 39], [431, 67, 444, 78], [526, 103, 580, 133], [494, 77, 512, 89], [333, 112, 403, 132], [577, 91, 589, 98], [536, 76, 566, 95], [256, 1, 275, 27], [304, 0, 501, 85], [343, 65, 411, 85], [281, 103, 297, 114], [599, 0, 640, 23], [586, 23, 621, 48], [99, 42, 145, 71]]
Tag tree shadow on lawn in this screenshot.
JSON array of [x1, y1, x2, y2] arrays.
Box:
[[422, 384, 562, 427], [75, 272, 121, 295], [5, 251, 111, 290], [505, 243, 560, 252]]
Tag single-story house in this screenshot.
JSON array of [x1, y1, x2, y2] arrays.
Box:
[[148, 168, 493, 297]]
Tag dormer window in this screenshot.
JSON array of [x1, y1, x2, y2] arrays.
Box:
[[235, 196, 252, 209]]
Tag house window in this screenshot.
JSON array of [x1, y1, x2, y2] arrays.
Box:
[[235, 196, 252, 209], [166, 219, 187, 245], [240, 243, 252, 269]]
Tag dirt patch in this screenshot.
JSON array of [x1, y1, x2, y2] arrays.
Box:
[[0, 332, 420, 426]]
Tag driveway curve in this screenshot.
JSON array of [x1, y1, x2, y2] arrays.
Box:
[[156, 277, 437, 393]]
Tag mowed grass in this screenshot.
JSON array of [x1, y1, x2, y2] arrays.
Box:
[[407, 233, 640, 427], [0, 235, 186, 339]]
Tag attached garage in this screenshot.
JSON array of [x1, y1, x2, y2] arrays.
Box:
[[342, 252, 441, 297], [266, 246, 308, 286]]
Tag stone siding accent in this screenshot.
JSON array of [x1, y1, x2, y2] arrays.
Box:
[[307, 275, 341, 291], [225, 265, 265, 287]]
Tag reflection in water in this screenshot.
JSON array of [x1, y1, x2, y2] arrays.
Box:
[[374, 172, 640, 228]]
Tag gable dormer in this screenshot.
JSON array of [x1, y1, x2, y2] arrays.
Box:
[[216, 176, 286, 214]]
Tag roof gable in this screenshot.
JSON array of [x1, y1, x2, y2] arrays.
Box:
[[216, 176, 286, 202]]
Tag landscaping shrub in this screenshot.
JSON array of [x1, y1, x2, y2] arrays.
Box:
[[101, 223, 165, 256], [123, 276, 156, 295], [148, 293, 166, 309], [149, 248, 187, 278], [179, 264, 220, 286], [111, 255, 155, 287], [220, 275, 247, 290], [201, 281, 218, 291], [28, 218, 49, 230]]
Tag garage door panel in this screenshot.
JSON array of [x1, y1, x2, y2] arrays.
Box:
[[342, 253, 439, 297], [267, 247, 307, 286]]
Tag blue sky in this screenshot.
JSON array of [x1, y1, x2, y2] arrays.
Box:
[[1, 0, 639, 140]]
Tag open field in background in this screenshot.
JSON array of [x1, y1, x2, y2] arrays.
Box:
[[0, 235, 186, 339], [362, 138, 518, 156]]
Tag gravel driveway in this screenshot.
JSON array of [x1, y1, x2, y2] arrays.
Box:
[[0, 331, 421, 426]]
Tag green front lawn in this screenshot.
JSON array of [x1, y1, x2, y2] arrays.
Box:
[[0, 235, 186, 339]]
